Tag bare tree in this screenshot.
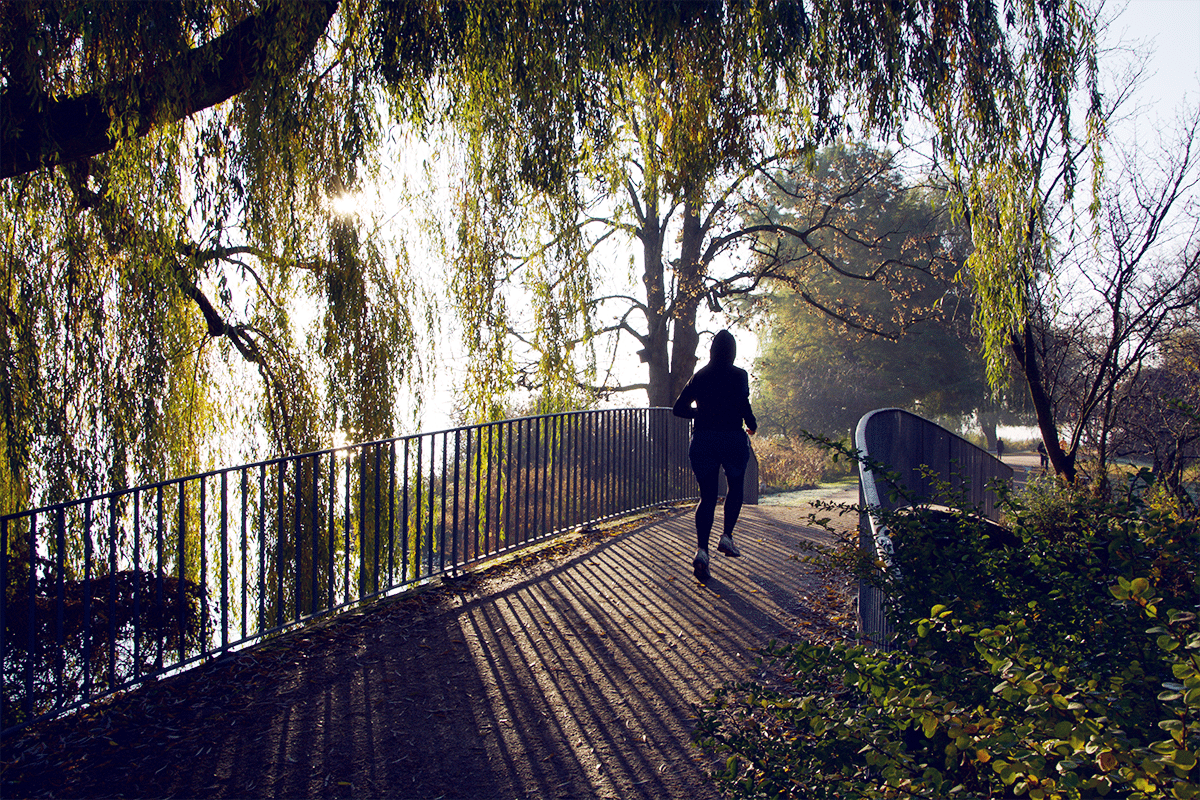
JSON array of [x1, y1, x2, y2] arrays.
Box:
[[1115, 325, 1200, 509], [1016, 108, 1200, 486], [469, 143, 964, 411]]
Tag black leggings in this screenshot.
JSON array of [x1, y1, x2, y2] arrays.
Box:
[[688, 430, 750, 551]]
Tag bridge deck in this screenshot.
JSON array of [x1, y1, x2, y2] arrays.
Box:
[[3, 496, 857, 800]]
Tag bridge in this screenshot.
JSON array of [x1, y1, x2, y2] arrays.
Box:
[[3, 407, 766, 734], [2, 407, 1008, 798]]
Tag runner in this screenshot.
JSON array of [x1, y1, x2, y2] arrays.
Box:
[[672, 330, 757, 582]]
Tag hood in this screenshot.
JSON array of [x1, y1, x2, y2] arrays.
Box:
[[709, 330, 736, 365]]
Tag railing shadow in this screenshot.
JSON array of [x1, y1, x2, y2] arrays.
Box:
[[3, 503, 849, 799]]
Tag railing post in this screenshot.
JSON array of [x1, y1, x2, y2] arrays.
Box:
[[369, 448, 379, 597], [221, 473, 229, 650], [388, 442, 397, 590], [25, 512, 37, 721], [258, 466, 267, 641], [241, 470, 249, 642], [452, 429, 461, 574], [54, 507, 66, 707], [310, 455, 320, 617], [107, 496, 118, 689], [401, 438, 410, 585], [130, 495, 141, 681], [277, 462, 287, 627]]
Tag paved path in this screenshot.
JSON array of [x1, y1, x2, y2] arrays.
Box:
[[2, 494, 859, 800]]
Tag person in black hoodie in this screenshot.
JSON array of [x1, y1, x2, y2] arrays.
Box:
[[672, 329, 757, 582]]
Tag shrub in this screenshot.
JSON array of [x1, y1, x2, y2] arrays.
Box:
[[694, 470, 1200, 799], [755, 436, 852, 491]]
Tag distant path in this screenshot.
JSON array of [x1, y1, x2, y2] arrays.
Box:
[[2, 495, 858, 800], [1003, 452, 1046, 491]]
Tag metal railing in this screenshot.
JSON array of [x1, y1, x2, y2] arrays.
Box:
[[855, 408, 1013, 645], [2, 407, 696, 733]]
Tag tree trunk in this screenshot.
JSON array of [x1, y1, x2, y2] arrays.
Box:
[[640, 199, 673, 408], [978, 411, 998, 452], [667, 201, 705, 403], [1011, 326, 1076, 482]]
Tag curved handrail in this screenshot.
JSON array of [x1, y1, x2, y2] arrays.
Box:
[[855, 408, 1013, 644]]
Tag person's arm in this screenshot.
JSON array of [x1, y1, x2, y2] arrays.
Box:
[[740, 372, 757, 434], [672, 380, 697, 419]]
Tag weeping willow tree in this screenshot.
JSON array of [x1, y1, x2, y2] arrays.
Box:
[[1, 1, 428, 516], [392, 0, 1102, 417], [1, 0, 1105, 506], [935, 2, 1168, 483], [0, 7, 424, 708]]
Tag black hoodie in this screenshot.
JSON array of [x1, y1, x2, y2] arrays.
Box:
[[671, 330, 757, 433]]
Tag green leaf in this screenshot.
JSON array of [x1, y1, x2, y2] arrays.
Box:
[[1161, 720, 1186, 743]]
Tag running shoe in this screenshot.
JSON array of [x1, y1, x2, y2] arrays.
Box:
[[692, 549, 710, 582], [717, 534, 741, 557]]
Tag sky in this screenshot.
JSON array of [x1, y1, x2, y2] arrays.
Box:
[[1110, 0, 1199, 115], [1099, 0, 1199, 180], [996, 0, 1199, 441]]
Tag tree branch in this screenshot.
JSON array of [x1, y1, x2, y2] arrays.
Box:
[[2, 0, 340, 179]]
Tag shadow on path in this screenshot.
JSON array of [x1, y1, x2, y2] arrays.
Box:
[[2, 501, 857, 799]]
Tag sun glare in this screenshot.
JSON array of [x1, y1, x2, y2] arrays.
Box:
[[328, 193, 361, 217]]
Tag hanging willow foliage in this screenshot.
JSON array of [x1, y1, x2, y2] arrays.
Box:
[[382, 0, 1101, 414], [2, 0, 1101, 511], [1, 0, 424, 515]]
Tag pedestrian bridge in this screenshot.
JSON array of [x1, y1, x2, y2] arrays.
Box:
[[2, 408, 1013, 798], [3, 492, 852, 799]]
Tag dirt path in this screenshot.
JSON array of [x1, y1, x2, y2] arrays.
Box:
[[2, 496, 858, 800]]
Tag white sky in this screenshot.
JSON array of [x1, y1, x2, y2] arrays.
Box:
[[1111, 0, 1199, 113]]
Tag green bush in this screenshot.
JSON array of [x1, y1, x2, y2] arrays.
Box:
[[694, 471, 1200, 799]]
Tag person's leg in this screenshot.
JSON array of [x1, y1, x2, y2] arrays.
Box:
[[692, 461, 720, 552], [717, 431, 751, 557], [722, 467, 745, 538], [689, 433, 720, 580]]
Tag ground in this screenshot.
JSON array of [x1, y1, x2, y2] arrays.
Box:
[[1, 492, 859, 800]]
